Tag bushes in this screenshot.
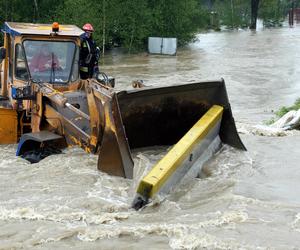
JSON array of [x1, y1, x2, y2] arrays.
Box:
[[0, 0, 210, 51], [0, 0, 294, 50], [214, 0, 251, 29]]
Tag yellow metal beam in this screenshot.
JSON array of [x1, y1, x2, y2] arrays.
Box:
[[136, 105, 224, 199], [0, 108, 18, 144]]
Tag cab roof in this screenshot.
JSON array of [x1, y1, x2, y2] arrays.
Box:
[[3, 22, 84, 37]]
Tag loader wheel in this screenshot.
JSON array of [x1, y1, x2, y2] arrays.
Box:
[[22, 147, 62, 164]]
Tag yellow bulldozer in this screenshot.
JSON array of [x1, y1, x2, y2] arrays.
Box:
[[0, 22, 245, 209]]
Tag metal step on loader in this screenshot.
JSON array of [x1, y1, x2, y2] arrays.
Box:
[[0, 22, 246, 210]]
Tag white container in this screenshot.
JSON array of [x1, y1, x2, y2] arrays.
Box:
[[148, 37, 177, 55]]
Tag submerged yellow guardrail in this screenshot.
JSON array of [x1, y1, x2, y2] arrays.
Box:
[[133, 105, 224, 208]]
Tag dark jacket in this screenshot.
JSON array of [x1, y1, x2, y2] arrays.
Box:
[[79, 33, 99, 79]]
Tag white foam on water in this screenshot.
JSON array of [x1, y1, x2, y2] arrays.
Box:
[[0, 205, 131, 227], [291, 213, 300, 232], [0, 207, 44, 221], [76, 209, 248, 244], [236, 121, 300, 137]]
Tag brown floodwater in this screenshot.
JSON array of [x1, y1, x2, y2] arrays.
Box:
[[1, 23, 300, 249]]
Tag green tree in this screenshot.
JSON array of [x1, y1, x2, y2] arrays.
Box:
[[214, 0, 251, 29], [259, 0, 286, 27], [148, 0, 206, 45], [112, 0, 151, 52], [2, 0, 292, 51]]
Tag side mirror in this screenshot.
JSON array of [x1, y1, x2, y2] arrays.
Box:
[[95, 47, 100, 61], [0, 47, 6, 60], [96, 72, 115, 88]]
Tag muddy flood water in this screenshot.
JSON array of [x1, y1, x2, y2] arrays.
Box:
[[1, 24, 300, 249]]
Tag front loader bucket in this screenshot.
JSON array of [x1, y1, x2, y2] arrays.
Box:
[[116, 79, 245, 151], [114, 79, 245, 209]]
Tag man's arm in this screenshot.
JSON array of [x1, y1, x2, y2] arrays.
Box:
[[53, 55, 60, 69], [93, 47, 100, 75], [28, 54, 39, 72]]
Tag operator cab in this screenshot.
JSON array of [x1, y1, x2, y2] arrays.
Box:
[[1, 22, 82, 89]]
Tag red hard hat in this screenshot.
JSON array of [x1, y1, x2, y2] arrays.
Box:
[[82, 23, 94, 32]]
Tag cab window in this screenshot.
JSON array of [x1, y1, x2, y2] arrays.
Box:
[[15, 44, 29, 80], [23, 40, 77, 84], [71, 47, 79, 82]]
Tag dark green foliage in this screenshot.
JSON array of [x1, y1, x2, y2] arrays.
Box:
[[0, 0, 295, 50], [259, 0, 286, 27], [147, 0, 207, 46], [210, 0, 290, 30], [114, 0, 151, 51], [214, 0, 251, 29], [0, 0, 211, 50]]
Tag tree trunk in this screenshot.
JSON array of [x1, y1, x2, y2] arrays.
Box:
[[230, 0, 234, 29], [33, 0, 39, 21], [128, 28, 134, 54], [250, 0, 260, 30], [102, 0, 106, 57]]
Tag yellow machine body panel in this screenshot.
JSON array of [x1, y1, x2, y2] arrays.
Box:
[[0, 107, 18, 144]]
